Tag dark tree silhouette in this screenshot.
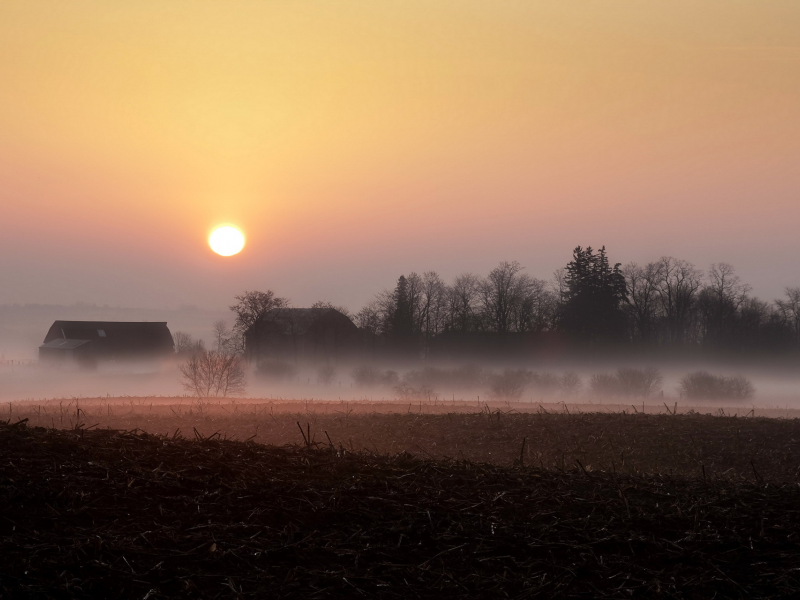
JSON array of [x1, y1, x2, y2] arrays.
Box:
[[389, 275, 417, 355], [229, 290, 289, 359], [559, 246, 627, 343]]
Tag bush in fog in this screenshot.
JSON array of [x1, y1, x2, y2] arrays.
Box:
[[452, 364, 486, 388], [590, 368, 662, 398], [590, 373, 621, 397], [488, 369, 531, 400], [394, 381, 435, 400], [351, 366, 400, 387], [525, 371, 583, 397], [559, 371, 583, 396], [615, 367, 663, 398], [528, 372, 560, 393], [316, 364, 336, 386], [256, 360, 298, 381], [678, 371, 755, 400], [401, 365, 486, 393], [179, 351, 246, 398], [725, 375, 756, 399]]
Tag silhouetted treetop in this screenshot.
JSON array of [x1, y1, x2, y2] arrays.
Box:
[[560, 246, 627, 343]]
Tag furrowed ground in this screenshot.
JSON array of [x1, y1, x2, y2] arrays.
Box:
[[2, 401, 800, 598], [6, 398, 800, 479]]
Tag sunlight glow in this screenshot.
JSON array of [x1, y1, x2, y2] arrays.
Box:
[[208, 226, 245, 257]]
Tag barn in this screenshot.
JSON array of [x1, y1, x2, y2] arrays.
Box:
[[245, 308, 361, 363], [39, 321, 174, 363]]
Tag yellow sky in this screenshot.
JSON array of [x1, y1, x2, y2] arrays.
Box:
[[1, 1, 799, 308]]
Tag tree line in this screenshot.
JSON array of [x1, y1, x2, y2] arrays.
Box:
[[349, 246, 800, 358], [175, 245, 800, 362]]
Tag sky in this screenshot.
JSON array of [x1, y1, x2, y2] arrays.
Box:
[[1, 1, 799, 313]]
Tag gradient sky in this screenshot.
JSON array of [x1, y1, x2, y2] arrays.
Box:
[[1, 1, 799, 312]]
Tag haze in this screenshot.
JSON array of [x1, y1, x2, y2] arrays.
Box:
[[1, 1, 799, 311]]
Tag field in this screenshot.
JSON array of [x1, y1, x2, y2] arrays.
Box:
[[3, 398, 800, 598]]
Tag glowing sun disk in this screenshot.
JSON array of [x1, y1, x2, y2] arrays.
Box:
[[209, 226, 245, 256]]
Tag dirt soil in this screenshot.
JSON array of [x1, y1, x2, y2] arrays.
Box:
[[7, 398, 800, 479], [2, 416, 800, 598]]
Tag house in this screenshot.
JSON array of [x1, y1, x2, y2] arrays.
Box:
[[39, 321, 174, 363], [244, 308, 361, 363]]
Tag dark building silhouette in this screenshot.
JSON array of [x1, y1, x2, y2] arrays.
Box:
[[38, 339, 94, 365], [245, 308, 361, 363], [39, 321, 174, 363]]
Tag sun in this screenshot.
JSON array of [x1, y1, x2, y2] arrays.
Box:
[[208, 225, 245, 256]]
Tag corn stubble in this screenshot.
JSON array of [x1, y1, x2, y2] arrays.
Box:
[[2, 406, 800, 597]]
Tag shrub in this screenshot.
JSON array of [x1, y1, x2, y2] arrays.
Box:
[[528, 372, 560, 393], [256, 360, 297, 381], [590, 368, 663, 398], [559, 371, 583, 396], [451, 364, 487, 389], [679, 371, 755, 400], [316, 364, 336, 385], [351, 366, 400, 387], [180, 351, 246, 398], [615, 367, 663, 398], [394, 382, 435, 400], [488, 369, 531, 399], [725, 375, 756, 399], [400, 365, 486, 393], [590, 373, 621, 397]]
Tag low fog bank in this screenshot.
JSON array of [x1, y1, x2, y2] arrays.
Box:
[[3, 357, 799, 410]]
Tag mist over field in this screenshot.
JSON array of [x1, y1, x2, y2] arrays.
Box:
[[3, 352, 799, 410]]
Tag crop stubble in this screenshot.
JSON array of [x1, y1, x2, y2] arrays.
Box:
[[2, 407, 800, 597]]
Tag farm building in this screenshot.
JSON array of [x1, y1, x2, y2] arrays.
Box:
[[244, 308, 361, 363], [38, 339, 94, 366], [39, 321, 174, 363]]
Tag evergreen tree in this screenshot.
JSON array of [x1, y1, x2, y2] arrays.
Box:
[[559, 246, 627, 343], [391, 276, 412, 333], [389, 275, 416, 354]]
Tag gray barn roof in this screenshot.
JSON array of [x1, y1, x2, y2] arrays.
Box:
[[43, 321, 174, 357], [259, 308, 356, 336]]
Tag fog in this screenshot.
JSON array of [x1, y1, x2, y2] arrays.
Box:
[[3, 355, 800, 412], [3, 303, 798, 409]]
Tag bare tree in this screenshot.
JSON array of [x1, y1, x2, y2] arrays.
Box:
[[173, 331, 205, 356], [739, 296, 772, 348], [655, 257, 703, 345], [405, 272, 425, 333], [317, 364, 336, 385], [446, 273, 482, 332], [481, 261, 525, 334], [212, 320, 233, 354], [179, 351, 246, 398], [697, 263, 751, 347], [355, 299, 383, 336], [776, 287, 800, 345], [480, 261, 549, 334], [417, 272, 448, 349], [511, 279, 555, 333], [551, 267, 568, 299], [311, 300, 353, 320], [356, 288, 397, 337], [229, 290, 289, 359], [622, 261, 663, 344]]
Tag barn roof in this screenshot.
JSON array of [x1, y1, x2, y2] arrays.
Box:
[[43, 321, 174, 356]]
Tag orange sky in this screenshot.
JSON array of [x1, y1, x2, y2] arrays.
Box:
[[1, 1, 799, 310]]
